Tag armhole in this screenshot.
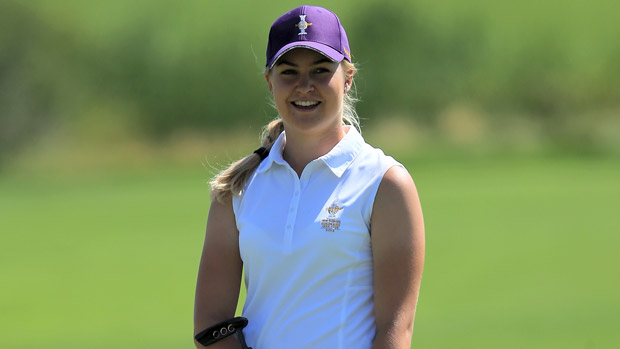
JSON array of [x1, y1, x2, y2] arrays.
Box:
[[232, 193, 242, 219], [232, 169, 258, 232], [367, 161, 406, 235]]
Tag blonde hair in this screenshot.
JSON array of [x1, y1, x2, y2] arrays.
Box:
[[210, 60, 358, 203], [341, 60, 360, 132]]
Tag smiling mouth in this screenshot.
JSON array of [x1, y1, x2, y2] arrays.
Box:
[[292, 100, 321, 109]]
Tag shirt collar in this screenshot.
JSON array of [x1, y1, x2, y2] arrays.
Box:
[[256, 126, 364, 177], [256, 130, 287, 174], [318, 127, 364, 177]]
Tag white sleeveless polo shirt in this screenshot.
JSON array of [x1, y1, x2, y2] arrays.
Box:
[[232, 127, 400, 348]]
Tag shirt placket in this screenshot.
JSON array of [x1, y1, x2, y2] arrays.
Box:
[[283, 171, 301, 251]]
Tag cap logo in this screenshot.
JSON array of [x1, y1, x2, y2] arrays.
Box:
[[295, 15, 312, 35], [343, 47, 351, 60]]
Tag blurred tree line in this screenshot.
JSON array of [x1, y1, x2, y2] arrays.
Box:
[[1, 0, 619, 165]]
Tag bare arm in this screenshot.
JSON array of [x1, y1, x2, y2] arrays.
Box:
[[194, 196, 243, 348], [371, 166, 425, 349]]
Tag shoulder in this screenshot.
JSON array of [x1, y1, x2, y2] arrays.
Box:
[[378, 165, 417, 199], [209, 193, 235, 221], [372, 165, 421, 225]]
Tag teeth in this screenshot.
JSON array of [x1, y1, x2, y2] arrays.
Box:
[[294, 101, 319, 107]]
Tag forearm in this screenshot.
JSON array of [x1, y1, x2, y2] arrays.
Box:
[[194, 336, 240, 349], [193, 310, 244, 349], [372, 324, 413, 349]]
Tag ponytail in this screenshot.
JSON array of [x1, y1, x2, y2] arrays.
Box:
[[210, 118, 284, 203]]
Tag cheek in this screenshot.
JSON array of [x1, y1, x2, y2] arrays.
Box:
[[325, 74, 346, 95], [271, 80, 294, 96], [326, 81, 344, 99], [272, 88, 291, 109]]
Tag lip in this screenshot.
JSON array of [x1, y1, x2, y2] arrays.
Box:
[[291, 100, 322, 111]]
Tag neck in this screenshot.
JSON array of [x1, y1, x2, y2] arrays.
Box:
[[283, 124, 347, 177]]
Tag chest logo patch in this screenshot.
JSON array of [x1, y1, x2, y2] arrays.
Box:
[[321, 199, 343, 232]]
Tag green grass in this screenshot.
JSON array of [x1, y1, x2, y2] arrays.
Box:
[[410, 155, 620, 348], [1, 154, 618, 348], [0, 169, 211, 347]]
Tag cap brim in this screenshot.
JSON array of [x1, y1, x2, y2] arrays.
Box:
[[268, 41, 345, 69]]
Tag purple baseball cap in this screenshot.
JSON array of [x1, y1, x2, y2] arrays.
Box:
[[266, 5, 351, 69]]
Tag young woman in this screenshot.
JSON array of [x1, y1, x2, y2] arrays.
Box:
[[194, 5, 425, 348]]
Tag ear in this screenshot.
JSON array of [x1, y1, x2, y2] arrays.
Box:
[[345, 68, 354, 87], [264, 71, 273, 94]]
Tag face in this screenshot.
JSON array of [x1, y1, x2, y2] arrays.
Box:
[[265, 48, 352, 137]]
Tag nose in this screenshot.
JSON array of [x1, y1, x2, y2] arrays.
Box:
[[295, 74, 314, 94]]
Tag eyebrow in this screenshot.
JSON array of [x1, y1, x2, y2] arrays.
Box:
[[276, 58, 334, 67]]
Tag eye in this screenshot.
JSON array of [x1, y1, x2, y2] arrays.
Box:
[[280, 69, 296, 75], [314, 67, 330, 73]]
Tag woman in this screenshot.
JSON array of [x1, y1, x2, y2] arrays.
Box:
[[194, 5, 424, 348]]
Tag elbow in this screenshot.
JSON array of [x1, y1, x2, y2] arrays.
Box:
[[373, 316, 415, 349]]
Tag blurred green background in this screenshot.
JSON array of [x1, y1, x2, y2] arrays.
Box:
[[1, 0, 619, 347]]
